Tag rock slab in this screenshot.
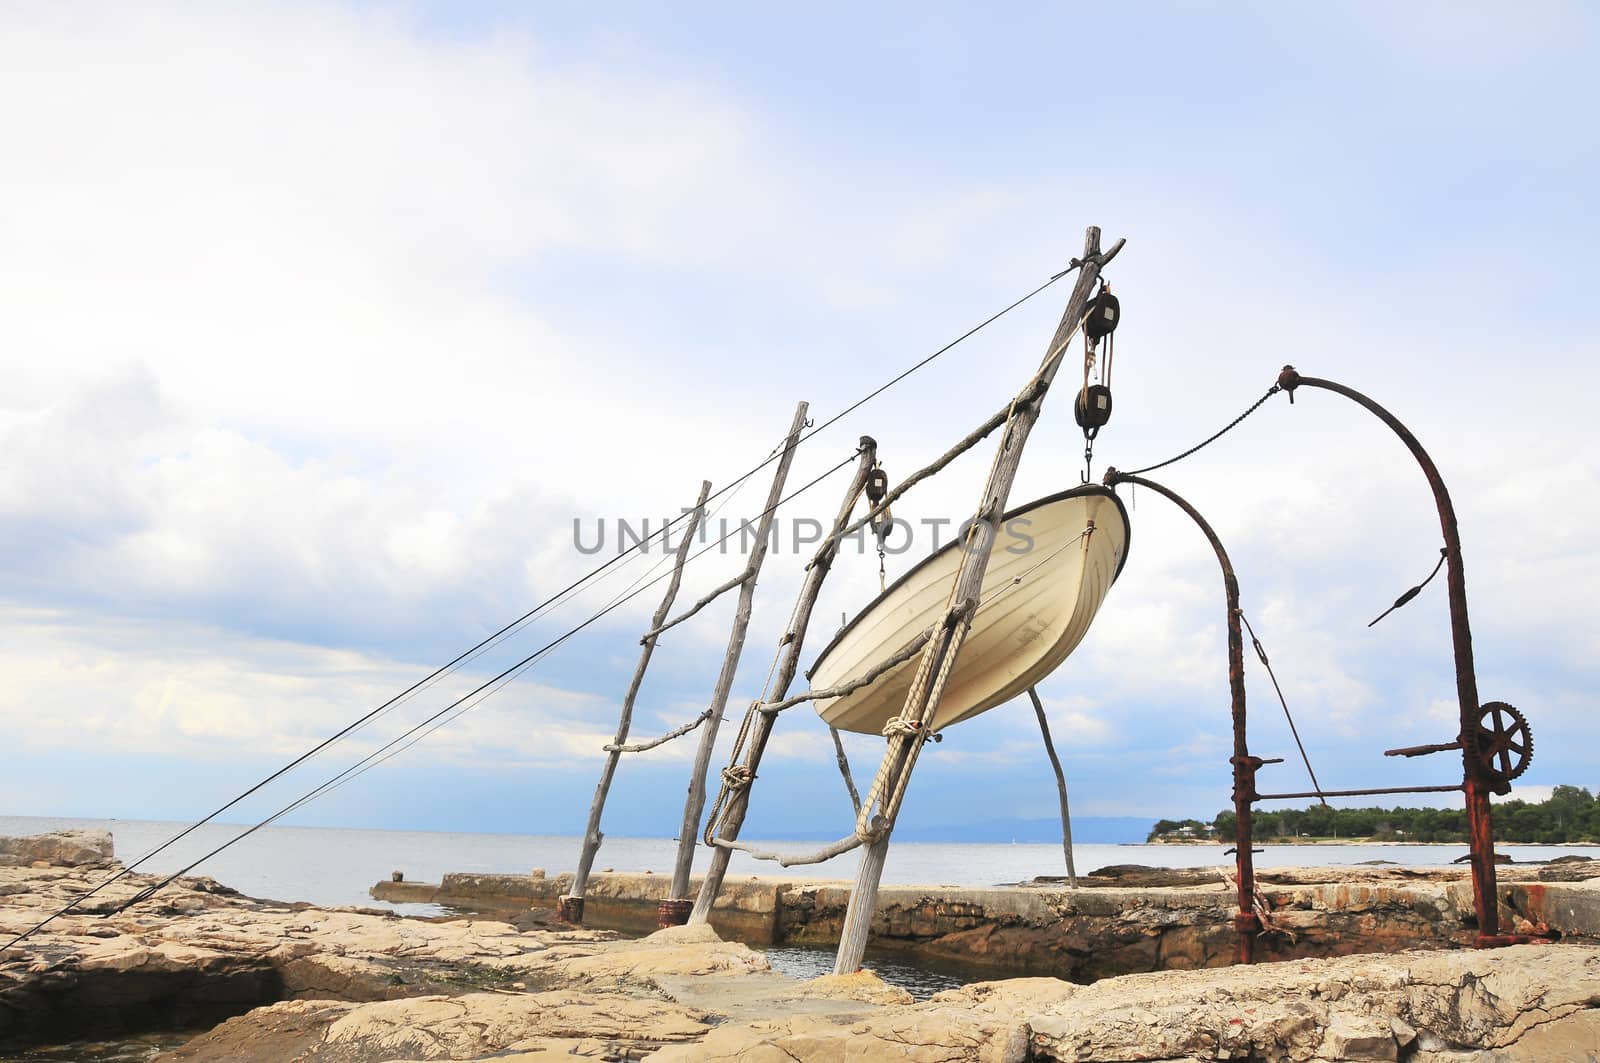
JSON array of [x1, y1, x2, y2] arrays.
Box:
[[0, 830, 115, 869], [647, 945, 1600, 1062]]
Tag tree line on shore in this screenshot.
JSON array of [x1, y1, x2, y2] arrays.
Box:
[[1148, 785, 1600, 844]]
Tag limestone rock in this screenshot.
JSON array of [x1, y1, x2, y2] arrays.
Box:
[[0, 829, 114, 868], [643, 921, 723, 946], [795, 969, 914, 1006], [1321, 1013, 1400, 1060], [646, 946, 1600, 1062], [161, 990, 713, 1061], [6, 862, 1600, 1062]]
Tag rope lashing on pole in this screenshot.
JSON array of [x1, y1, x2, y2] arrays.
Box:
[[720, 765, 754, 790], [854, 594, 977, 844], [1237, 609, 1329, 806], [880, 718, 922, 738]]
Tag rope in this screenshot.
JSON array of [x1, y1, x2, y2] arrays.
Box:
[[1120, 385, 1283, 477], [704, 701, 763, 845], [1238, 609, 1328, 806], [877, 620, 966, 828], [801, 266, 1077, 445], [1368, 547, 1448, 627], [973, 527, 1092, 613]]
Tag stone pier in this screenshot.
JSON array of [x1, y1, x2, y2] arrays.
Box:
[[372, 862, 1600, 980]]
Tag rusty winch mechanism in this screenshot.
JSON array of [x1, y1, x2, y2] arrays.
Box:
[[1106, 365, 1549, 963], [1388, 701, 1533, 795]]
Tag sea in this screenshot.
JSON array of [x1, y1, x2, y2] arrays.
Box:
[[3, 814, 1588, 912]]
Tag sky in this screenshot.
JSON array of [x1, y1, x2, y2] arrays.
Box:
[[1, 2, 1596, 855]]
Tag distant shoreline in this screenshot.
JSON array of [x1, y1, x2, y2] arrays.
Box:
[[1144, 838, 1600, 847]]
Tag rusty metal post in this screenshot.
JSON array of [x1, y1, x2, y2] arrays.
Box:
[[1276, 366, 1502, 942], [1103, 468, 1258, 963]]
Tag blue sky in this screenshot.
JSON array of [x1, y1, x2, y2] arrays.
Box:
[[1, 3, 1596, 852]]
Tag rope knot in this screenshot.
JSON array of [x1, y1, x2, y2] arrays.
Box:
[[881, 718, 921, 739], [720, 765, 754, 789]]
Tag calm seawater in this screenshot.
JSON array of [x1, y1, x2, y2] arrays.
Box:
[[2, 815, 1587, 911]]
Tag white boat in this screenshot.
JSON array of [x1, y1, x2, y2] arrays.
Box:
[[806, 485, 1130, 735]]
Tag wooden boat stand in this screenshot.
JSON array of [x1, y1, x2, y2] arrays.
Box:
[[561, 403, 809, 927]]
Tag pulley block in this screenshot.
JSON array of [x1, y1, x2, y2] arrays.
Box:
[[1083, 288, 1121, 342], [865, 466, 889, 505], [1075, 384, 1113, 434]]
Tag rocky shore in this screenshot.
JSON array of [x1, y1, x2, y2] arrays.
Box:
[[2, 830, 1599, 1060]]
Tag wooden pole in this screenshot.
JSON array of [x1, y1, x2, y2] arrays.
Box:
[[689, 437, 877, 923], [832, 226, 1122, 974], [1028, 687, 1077, 887], [665, 401, 810, 917], [830, 726, 863, 815], [560, 479, 712, 922]]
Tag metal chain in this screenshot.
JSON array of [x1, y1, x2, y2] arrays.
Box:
[[1120, 385, 1283, 477]]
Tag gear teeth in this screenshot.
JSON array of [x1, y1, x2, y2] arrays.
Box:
[[1475, 702, 1532, 784]]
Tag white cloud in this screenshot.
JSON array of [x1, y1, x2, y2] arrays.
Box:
[[1, 2, 1596, 833]]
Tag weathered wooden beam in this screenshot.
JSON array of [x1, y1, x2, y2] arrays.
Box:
[[711, 832, 862, 867], [563, 479, 711, 918], [688, 437, 878, 923], [643, 572, 744, 642], [832, 226, 1122, 974], [830, 726, 863, 816], [667, 402, 810, 912], [759, 628, 932, 715], [1028, 686, 1077, 887], [836, 404, 1012, 544], [605, 709, 711, 753]]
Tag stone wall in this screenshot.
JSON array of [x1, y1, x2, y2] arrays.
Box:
[[373, 865, 1600, 980]]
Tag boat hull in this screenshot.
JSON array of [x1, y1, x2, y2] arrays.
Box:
[[807, 485, 1129, 735]]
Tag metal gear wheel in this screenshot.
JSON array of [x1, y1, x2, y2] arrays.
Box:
[[1474, 701, 1532, 789]]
